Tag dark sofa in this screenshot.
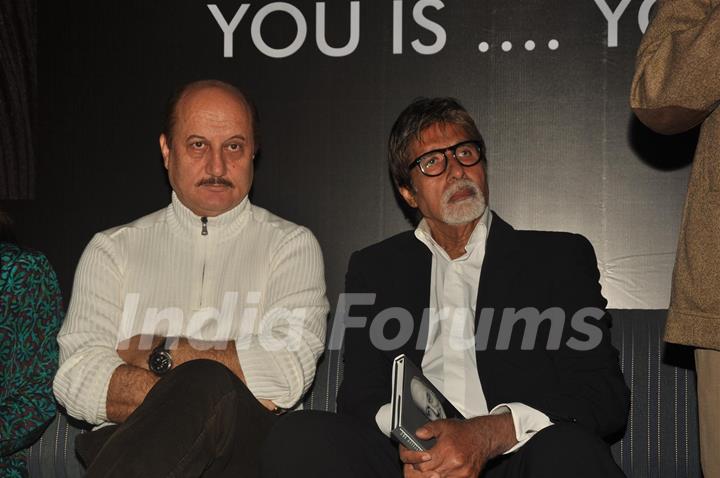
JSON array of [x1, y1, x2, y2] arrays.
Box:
[[26, 310, 700, 477]]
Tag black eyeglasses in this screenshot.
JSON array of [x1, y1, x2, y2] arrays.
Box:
[[408, 140, 484, 177]]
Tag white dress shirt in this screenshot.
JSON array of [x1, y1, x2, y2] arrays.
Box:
[[415, 208, 552, 453]]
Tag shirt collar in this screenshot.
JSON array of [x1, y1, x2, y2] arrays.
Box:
[[414, 207, 492, 262]]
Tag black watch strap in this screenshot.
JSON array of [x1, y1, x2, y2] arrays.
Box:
[[148, 338, 174, 376]]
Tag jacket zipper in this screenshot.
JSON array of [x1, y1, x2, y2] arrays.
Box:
[[199, 216, 208, 307]]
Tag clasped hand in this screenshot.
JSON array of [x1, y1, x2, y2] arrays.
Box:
[[399, 413, 517, 478]]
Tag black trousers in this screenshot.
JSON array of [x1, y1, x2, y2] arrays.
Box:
[[76, 360, 277, 478], [260, 411, 626, 478]]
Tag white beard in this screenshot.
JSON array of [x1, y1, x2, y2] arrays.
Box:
[[440, 179, 487, 225]]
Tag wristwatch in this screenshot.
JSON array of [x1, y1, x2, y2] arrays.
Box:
[[148, 338, 174, 376]]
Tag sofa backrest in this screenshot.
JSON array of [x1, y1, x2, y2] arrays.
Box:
[[26, 411, 89, 478], [607, 310, 700, 477]]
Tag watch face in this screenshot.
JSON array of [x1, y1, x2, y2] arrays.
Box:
[[149, 349, 172, 375]]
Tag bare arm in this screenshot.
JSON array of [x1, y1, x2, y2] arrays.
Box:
[[172, 338, 245, 382], [105, 365, 159, 423], [112, 335, 275, 419], [117, 335, 245, 380]]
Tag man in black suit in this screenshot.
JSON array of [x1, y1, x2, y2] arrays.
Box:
[[262, 98, 629, 478]]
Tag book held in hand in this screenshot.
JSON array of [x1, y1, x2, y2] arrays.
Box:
[[390, 354, 464, 451]]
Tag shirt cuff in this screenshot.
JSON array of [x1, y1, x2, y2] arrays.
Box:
[[489, 402, 553, 454], [235, 336, 303, 409]]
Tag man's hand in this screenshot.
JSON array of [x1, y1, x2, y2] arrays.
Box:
[[399, 413, 518, 478], [116, 334, 162, 369]]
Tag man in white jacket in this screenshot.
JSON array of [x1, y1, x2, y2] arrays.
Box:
[[53, 79, 328, 477]]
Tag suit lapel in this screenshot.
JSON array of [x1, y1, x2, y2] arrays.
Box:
[[475, 213, 518, 330], [396, 234, 432, 366]]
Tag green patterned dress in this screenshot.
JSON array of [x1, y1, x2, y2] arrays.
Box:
[[1, 243, 64, 477]]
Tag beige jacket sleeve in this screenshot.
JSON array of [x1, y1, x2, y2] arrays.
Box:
[[630, 0, 720, 134]]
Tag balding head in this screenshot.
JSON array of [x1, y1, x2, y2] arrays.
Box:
[[163, 80, 260, 152]]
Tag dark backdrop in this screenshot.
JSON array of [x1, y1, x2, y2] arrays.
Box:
[[2, 0, 696, 311]]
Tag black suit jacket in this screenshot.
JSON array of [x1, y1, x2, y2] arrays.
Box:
[[336, 213, 630, 440]]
